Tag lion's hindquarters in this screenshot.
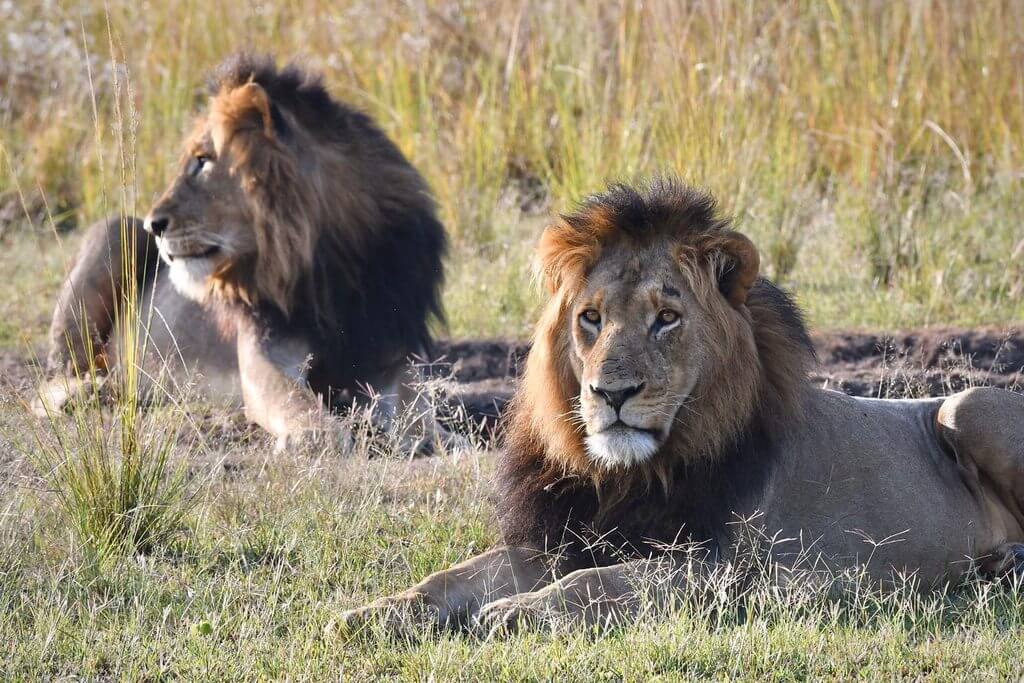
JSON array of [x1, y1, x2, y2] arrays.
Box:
[[937, 388, 1024, 542], [45, 215, 156, 375], [761, 391, 1003, 584], [937, 388, 1024, 478]]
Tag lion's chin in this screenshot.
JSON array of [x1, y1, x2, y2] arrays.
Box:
[[167, 257, 217, 302], [585, 426, 660, 469]]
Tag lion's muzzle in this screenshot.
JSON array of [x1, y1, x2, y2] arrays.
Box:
[[581, 377, 670, 468]]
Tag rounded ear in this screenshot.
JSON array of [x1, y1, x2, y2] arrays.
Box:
[[210, 81, 275, 153], [714, 231, 760, 308]]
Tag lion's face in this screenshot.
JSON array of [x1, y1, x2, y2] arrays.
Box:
[[144, 124, 257, 302], [517, 182, 808, 483], [568, 235, 716, 468], [142, 76, 320, 316]]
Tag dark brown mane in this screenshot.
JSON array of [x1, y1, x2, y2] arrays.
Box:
[[204, 53, 446, 395]]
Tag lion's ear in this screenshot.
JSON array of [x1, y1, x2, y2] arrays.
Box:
[[709, 231, 760, 308], [210, 82, 275, 153]]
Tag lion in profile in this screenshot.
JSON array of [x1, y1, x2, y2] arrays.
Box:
[[343, 179, 1024, 634], [37, 54, 451, 452]]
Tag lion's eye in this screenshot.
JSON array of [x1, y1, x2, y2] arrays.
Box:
[[189, 155, 211, 177], [655, 309, 679, 333], [580, 309, 601, 328]]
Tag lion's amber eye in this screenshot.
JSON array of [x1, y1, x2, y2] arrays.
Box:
[[656, 309, 679, 326], [580, 309, 601, 327]]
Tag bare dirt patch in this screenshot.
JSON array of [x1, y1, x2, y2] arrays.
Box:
[[5, 327, 1022, 433], [433, 327, 1024, 428]]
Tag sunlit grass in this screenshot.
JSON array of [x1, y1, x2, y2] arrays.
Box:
[[2, 0, 1022, 338], [0, 1, 1023, 679], [3, 445, 1024, 680], [23, 393, 194, 561]]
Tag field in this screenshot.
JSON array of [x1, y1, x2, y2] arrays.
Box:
[[1, 0, 1024, 680]]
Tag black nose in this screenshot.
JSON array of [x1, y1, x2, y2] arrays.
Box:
[[591, 382, 644, 412], [145, 215, 170, 237]]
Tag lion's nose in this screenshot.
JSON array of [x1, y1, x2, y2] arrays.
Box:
[[144, 214, 171, 237], [590, 382, 645, 412]]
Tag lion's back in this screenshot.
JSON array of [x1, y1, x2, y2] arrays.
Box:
[[762, 389, 987, 583]]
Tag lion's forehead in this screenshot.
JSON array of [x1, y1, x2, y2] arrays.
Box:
[[582, 246, 693, 315], [183, 117, 214, 155]]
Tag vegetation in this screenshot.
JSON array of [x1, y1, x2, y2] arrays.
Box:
[[5, 427, 1024, 680], [1, 0, 1023, 679], [2, 0, 1022, 339]]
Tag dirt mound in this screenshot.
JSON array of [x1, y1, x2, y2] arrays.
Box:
[[811, 327, 1024, 397], [435, 327, 1024, 428]]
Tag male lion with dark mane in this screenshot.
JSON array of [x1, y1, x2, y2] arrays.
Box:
[[36, 54, 451, 453], [343, 179, 1024, 635]]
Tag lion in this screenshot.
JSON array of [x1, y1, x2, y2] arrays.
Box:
[[341, 179, 1024, 635], [35, 54, 452, 453]]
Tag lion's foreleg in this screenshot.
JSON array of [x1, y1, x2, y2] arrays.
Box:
[[236, 323, 326, 448], [373, 361, 468, 456], [475, 556, 690, 634], [338, 546, 554, 636]]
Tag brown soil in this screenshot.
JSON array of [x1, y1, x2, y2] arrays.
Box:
[[432, 327, 1024, 428], [5, 327, 1022, 430]]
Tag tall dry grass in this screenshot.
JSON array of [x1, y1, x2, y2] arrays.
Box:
[[1, 0, 1022, 336]]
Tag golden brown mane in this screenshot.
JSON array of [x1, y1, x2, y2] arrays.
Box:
[[506, 180, 815, 494], [206, 81, 316, 315]]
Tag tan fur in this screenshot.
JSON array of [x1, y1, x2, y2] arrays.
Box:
[[516, 291, 589, 478], [203, 82, 316, 316], [518, 208, 806, 490], [341, 181, 1024, 637]]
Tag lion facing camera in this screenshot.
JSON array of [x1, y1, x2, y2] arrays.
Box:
[[342, 179, 1024, 636]]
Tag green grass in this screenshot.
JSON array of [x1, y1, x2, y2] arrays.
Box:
[[25, 390, 194, 562], [2, 0, 1023, 338], [2, 1, 1024, 680], [3, 434, 1024, 681]]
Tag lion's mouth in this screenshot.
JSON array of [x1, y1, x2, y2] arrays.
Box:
[[161, 244, 220, 262], [606, 420, 660, 437]]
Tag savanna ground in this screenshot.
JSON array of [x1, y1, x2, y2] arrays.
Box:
[[1, 0, 1023, 679]]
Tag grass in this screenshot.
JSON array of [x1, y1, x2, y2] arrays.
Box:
[[1, 0, 1024, 680], [3, 432, 1024, 680], [2, 0, 1023, 339], [24, 382, 195, 561]]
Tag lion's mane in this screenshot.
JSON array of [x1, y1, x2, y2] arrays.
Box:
[[496, 179, 816, 565], [203, 54, 446, 394]]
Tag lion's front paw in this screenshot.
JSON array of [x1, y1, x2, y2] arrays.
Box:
[[30, 375, 100, 417], [475, 593, 548, 637], [335, 592, 451, 639]]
